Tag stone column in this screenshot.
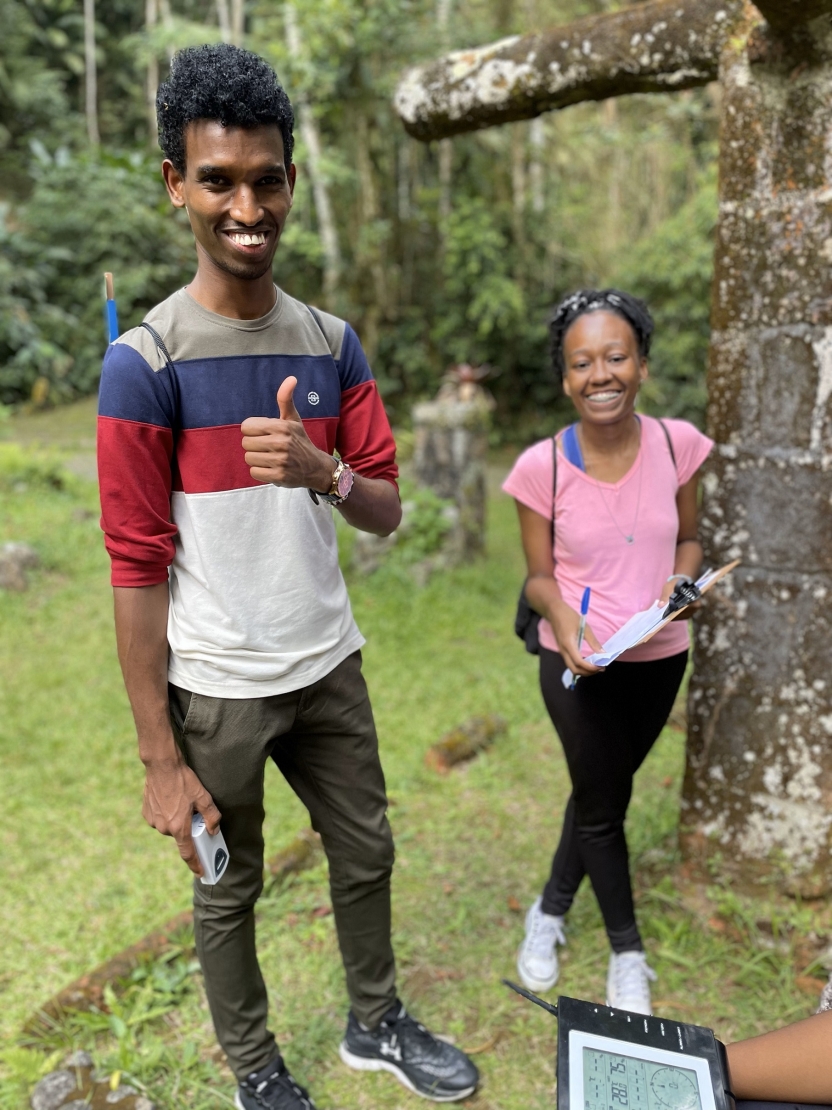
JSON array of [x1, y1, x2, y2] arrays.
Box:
[[412, 369, 493, 561], [681, 11, 832, 895]]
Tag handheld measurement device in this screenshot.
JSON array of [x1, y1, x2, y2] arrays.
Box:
[[192, 813, 230, 886], [504, 982, 734, 1110]]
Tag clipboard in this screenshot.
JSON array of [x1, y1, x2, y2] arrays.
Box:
[[561, 560, 740, 687]]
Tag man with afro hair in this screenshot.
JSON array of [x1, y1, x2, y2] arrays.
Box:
[[97, 42, 478, 1110]]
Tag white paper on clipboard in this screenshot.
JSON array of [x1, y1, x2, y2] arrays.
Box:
[[561, 560, 740, 688]]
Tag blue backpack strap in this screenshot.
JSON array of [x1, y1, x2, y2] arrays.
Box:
[[561, 423, 584, 470]]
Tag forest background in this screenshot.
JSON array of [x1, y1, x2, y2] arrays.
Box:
[[0, 0, 718, 436]]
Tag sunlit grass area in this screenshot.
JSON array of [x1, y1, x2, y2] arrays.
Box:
[[1, 404, 828, 1109]]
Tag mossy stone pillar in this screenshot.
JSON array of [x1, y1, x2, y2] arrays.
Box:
[[412, 391, 492, 561], [681, 10, 832, 895]]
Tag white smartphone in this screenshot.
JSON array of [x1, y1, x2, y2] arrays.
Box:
[[191, 813, 230, 885]]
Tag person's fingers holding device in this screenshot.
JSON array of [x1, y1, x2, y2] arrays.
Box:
[[142, 757, 222, 878], [240, 375, 335, 492], [192, 812, 230, 885]]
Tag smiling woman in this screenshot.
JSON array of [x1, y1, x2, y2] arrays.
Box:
[[502, 288, 713, 1017]]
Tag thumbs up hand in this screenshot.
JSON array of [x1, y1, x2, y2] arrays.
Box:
[[241, 376, 335, 492]]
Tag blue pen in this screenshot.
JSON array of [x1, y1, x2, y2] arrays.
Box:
[[104, 272, 119, 343], [571, 587, 592, 689]]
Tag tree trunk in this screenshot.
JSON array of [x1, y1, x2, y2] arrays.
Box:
[[83, 0, 99, 146], [394, 0, 744, 141], [284, 3, 342, 309], [231, 0, 244, 45], [216, 0, 231, 42], [681, 8, 832, 896], [354, 109, 385, 362], [146, 0, 159, 145], [437, 0, 453, 222], [528, 116, 544, 214]]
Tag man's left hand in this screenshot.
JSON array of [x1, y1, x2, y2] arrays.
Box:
[[241, 376, 335, 492]]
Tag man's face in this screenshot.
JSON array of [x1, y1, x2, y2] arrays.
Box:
[[162, 121, 296, 282]]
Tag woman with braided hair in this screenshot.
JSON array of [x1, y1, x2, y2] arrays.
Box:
[[502, 289, 713, 1014]]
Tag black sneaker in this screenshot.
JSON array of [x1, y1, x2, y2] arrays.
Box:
[[339, 1001, 479, 1102], [235, 1057, 316, 1110]]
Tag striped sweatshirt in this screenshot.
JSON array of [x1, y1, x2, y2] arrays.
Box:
[[97, 286, 398, 698]]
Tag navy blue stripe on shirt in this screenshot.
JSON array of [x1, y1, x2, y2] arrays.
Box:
[[100, 348, 342, 428], [98, 343, 177, 428], [174, 354, 340, 426]]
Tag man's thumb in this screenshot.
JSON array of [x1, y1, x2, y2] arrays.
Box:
[[277, 376, 302, 422]]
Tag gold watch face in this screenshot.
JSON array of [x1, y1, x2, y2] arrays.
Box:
[[336, 465, 354, 499]]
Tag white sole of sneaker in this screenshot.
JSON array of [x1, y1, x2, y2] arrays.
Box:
[[234, 1093, 244, 1110], [516, 950, 558, 993], [338, 1042, 476, 1102]]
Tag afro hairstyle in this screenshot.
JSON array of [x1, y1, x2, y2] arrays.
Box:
[[156, 43, 294, 174]]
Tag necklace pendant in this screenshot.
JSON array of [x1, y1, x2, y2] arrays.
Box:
[[625, 535, 634, 544]]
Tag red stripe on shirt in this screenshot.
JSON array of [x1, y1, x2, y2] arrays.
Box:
[[98, 416, 177, 587], [174, 418, 339, 494], [336, 380, 398, 487]]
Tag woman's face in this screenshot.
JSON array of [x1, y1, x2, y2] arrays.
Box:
[[561, 309, 648, 426]]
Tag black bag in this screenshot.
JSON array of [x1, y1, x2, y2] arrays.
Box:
[[514, 436, 557, 655]]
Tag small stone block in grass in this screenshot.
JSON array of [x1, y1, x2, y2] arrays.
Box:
[[425, 714, 507, 773], [30, 1054, 155, 1109]]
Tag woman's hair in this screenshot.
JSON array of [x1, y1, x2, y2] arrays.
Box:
[[549, 289, 654, 377], [156, 43, 294, 175]]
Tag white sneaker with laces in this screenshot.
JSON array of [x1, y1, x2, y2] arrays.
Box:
[[517, 897, 567, 993], [606, 950, 657, 1015]]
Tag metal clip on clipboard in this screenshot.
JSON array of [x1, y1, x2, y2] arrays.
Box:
[[662, 577, 703, 620]]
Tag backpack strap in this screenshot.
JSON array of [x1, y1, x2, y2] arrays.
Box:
[[306, 304, 333, 354], [140, 322, 175, 375], [550, 434, 558, 553], [658, 418, 677, 471], [139, 322, 180, 437]]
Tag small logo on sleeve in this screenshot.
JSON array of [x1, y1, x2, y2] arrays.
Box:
[[308, 391, 320, 405]]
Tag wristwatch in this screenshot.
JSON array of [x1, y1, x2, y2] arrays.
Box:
[[308, 457, 355, 505]]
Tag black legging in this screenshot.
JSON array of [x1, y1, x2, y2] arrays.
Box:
[[539, 648, 688, 953]]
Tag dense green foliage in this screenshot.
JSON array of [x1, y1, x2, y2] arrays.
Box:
[[0, 0, 719, 431]]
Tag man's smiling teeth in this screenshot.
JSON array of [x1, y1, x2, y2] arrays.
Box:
[[587, 391, 622, 403], [228, 232, 266, 246]]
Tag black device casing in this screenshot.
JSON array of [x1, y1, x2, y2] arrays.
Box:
[[555, 996, 734, 1110]]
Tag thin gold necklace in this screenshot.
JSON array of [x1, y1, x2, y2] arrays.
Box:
[[579, 418, 643, 545]]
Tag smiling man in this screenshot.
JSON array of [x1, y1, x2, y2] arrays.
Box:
[[97, 44, 477, 1110]]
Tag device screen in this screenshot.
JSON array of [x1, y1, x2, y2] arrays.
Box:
[[583, 1047, 702, 1110]]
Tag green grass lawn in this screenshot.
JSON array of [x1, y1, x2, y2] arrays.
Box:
[[1, 404, 828, 1109]]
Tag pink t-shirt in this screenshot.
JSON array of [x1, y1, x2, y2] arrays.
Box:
[[502, 416, 713, 662]]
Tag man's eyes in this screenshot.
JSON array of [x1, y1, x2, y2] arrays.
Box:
[[200, 176, 285, 187]]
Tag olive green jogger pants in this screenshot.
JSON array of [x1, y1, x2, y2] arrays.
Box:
[[169, 650, 397, 1080]]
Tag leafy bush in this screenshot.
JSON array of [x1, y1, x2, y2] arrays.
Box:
[[0, 150, 194, 407], [395, 481, 455, 564], [0, 444, 72, 491]]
